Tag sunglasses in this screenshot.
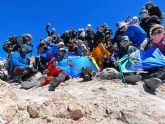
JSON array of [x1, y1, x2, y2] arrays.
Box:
[[121, 40, 128, 42], [151, 29, 164, 35]]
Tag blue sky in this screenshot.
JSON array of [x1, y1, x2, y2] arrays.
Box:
[[0, 0, 165, 58]]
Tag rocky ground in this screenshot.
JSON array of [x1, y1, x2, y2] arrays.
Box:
[[0, 75, 165, 124]]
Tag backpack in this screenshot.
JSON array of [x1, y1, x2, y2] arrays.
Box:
[[3, 41, 11, 53]]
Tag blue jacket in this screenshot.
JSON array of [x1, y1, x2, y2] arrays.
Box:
[[40, 44, 58, 61], [122, 25, 147, 47], [9, 51, 29, 71]]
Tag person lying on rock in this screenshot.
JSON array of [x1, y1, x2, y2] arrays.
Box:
[[9, 44, 37, 83], [21, 48, 69, 90]]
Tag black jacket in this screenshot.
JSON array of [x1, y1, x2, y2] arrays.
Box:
[[148, 6, 163, 20], [112, 30, 123, 46], [46, 24, 55, 36], [85, 29, 95, 41], [140, 15, 162, 35], [61, 33, 70, 46]]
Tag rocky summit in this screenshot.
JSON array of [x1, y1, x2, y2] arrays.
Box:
[[0, 77, 165, 124]]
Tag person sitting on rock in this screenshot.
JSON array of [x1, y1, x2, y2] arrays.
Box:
[[142, 24, 165, 94], [47, 48, 68, 91], [109, 36, 142, 84], [149, 24, 165, 55], [109, 36, 138, 68], [9, 44, 37, 83], [21, 48, 69, 90]]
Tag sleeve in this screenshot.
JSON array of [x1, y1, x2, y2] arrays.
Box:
[[110, 53, 117, 63], [155, 6, 163, 19], [10, 52, 29, 69], [47, 58, 54, 73], [134, 26, 147, 44], [46, 24, 51, 36], [128, 46, 138, 55]]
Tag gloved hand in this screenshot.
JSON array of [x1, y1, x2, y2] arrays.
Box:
[[48, 22, 51, 26], [140, 38, 148, 51], [28, 67, 38, 74]]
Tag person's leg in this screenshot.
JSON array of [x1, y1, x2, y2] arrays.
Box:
[[10, 66, 26, 83], [21, 69, 37, 81], [34, 76, 53, 87], [88, 40, 94, 52], [49, 71, 68, 91], [39, 60, 48, 73], [140, 38, 148, 50]]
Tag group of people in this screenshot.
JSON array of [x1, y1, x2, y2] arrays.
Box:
[[0, 1, 165, 93]]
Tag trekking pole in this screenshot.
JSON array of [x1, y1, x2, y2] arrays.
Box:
[[118, 57, 125, 83], [124, 16, 130, 23]]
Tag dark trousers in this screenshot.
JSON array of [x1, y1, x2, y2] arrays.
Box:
[[13, 66, 34, 81]]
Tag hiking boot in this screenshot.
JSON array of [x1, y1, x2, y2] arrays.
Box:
[[162, 80, 165, 84], [86, 66, 96, 78], [86, 66, 93, 74], [51, 77, 61, 87], [81, 67, 92, 81], [125, 75, 142, 84], [9, 77, 22, 83], [48, 85, 56, 91], [144, 78, 162, 91], [20, 81, 35, 89]]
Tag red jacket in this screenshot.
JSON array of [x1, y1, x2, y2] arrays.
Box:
[[48, 58, 62, 76]]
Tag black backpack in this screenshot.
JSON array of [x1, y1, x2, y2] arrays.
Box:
[[3, 41, 11, 53]]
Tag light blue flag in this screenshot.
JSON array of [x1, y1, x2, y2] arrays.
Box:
[[119, 48, 165, 73], [58, 56, 97, 77]]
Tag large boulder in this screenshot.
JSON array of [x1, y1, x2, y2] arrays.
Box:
[[150, 71, 165, 80], [144, 78, 163, 91], [27, 105, 40, 118], [125, 75, 142, 84], [99, 68, 120, 80]]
